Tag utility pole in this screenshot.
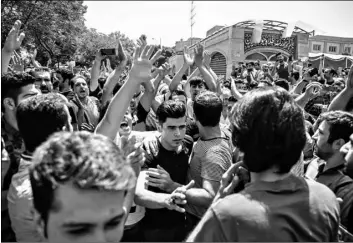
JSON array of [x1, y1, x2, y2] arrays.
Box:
[[190, 1, 196, 75]]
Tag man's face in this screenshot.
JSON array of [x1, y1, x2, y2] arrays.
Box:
[[17, 84, 40, 106], [171, 95, 187, 106], [277, 55, 284, 63], [44, 184, 126, 243], [312, 121, 334, 160], [190, 82, 205, 101], [73, 78, 89, 99], [324, 69, 332, 80], [254, 63, 260, 70], [34, 71, 52, 94], [119, 109, 133, 137], [160, 117, 187, 150]]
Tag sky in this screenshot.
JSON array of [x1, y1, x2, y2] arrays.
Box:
[[84, 1, 353, 47]]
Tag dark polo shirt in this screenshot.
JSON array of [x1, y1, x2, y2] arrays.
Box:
[[141, 135, 193, 229], [187, 174, 340, 242]]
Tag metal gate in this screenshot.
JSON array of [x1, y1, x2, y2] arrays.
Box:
[[210, 52, 227, 76]]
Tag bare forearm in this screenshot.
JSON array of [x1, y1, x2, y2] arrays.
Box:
[[185, 188, 213, 208], [170, 64, 189, 92], [206, 65, 218, 81], [135, 190, 169, 209], [90, 60, 101, 91], [328, 90, 352, 112], [95, 76, 138, 140], [101, 69, 124, 105], [295, 94, 311, 109], [198, 65, 216, 91]]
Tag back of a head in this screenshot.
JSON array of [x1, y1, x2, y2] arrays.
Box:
[[193, 91, 222, 127], [156, 100, 186, 124], [320, 111, 353, 144], [231, 87, 306, 173], [1, 72, 36, 107], [29, 131, 136, 224], [16, 93, 70, 153], [275, 79, 290, 91]]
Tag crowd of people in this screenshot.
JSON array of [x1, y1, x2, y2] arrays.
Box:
[[1, 19, 353, 242]]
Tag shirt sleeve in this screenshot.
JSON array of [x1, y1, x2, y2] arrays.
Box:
[[186, 208, 227, 242], [201, 148, 231, 182]]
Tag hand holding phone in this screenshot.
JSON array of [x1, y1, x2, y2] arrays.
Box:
[[100, 48, 116, 56]]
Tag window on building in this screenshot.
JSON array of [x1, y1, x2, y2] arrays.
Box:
[[344, 47, 351, 54], [313, 44, 321, 51], [328, 46, 337, 53]]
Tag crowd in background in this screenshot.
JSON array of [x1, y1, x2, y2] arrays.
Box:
[[1, 19, 353, 242]]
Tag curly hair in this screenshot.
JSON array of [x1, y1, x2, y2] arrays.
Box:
[[231, 87, 306, 173], [320, 111, 353, 144], [1, 72, 36, 107], [29, 131, 136, 227]]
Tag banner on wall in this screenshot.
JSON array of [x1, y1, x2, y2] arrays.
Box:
[[308, 53, 353, 69]]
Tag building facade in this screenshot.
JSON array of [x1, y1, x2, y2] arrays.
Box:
[[169, 20, 352, 78], [309, 35, 353, 56]]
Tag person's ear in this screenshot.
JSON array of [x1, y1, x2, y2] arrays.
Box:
[[3, 98, 16, 111], [31, 207, 46, 239], [332, 138, 346, 151], [157, 123, 162, 133]]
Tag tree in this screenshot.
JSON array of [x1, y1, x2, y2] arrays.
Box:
[[75, 28, 135, 68], [1, 0, 87, 66]]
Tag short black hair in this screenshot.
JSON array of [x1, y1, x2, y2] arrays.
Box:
[[156, 100, 186, 124], [228, 96, 237, 103], [1, 72, 36, 107], [190, 76, 207, 89], [320, 111, 353, 144], [275, 79, 289, 91], [291, 71, 300, 81], [231, 87, 306, 174], [169, 90, 187, 100], [55, 68, 74, 82], [193, 91, 222, 127], [16, 93, 70, 153]]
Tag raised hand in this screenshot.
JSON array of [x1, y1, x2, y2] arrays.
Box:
[[129, 44, 156, 83], [126, 140, 145, 177], [157, 63, 171, 78], [95, 49, 106, 62], [344, 65, 353, 94], [194, 43, 204, 67], [183, 46, 194, 66], [3, 20, 25, 54], [304, 82, 323, 100], [12, 51, 24, 73], [116, 39, 127, 72]]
